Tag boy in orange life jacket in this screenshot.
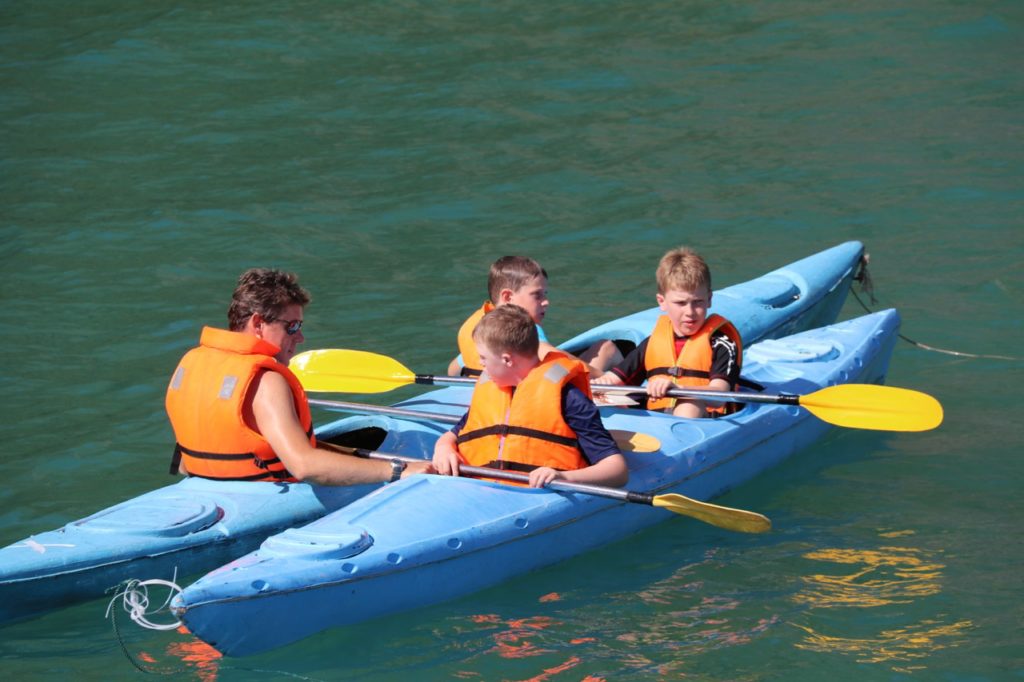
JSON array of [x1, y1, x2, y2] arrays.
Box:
[[593, 247, 742, 418], [434, 305, 629, 489], [166, 268, 434, 485], [446, 255, 622, 378]]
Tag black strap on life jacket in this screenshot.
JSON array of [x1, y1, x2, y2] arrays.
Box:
[[456, 424, 579, 449], [478, 459, 569, 473], [647, 366, 764, 392], [648, 366, 714, 380], [171, 442, 293, 481]]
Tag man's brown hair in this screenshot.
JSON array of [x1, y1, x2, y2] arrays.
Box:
[[227, 268, 311, 331]]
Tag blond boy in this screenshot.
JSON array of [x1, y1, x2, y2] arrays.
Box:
[[594, 248, 742, 418]]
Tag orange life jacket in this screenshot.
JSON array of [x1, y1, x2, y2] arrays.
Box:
[[456, 351, 591, 473], [165, 327, 314, 482], [456, 301, 495, 376], [643, 314, 742, 414]]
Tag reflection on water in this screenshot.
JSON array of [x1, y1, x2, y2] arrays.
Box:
[[795, 544, 945, 608], [455, 606, 601, 682], [163, 630, 222, 682], [792, 619, 974, 673], [792, 534, 973, 672], [129, 626, 221, 681]]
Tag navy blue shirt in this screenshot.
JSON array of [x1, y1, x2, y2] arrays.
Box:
[[450, 384, 620, 465]]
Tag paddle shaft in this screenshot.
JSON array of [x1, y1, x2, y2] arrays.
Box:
[[308, 398, 460, 425], [394, 373, 791, 405], [347, 447, 668, 506]]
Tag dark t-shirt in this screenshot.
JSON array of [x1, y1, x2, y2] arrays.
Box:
[[450, 384, 619, 465], [610, 330, 740, 387]]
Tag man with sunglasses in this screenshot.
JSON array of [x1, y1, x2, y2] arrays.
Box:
[[166, 268, 434, 485]]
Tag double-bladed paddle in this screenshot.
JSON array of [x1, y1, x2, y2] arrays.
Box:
[[292, 349, 943, 432]]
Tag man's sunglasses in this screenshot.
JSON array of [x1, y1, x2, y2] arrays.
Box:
[[272, 318, 303, 335]]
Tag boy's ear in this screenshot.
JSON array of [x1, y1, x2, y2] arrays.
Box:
[[497, 288, 514, 304], [655, 293, 667, 312]]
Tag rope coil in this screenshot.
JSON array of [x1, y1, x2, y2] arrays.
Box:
[[105, 577, 184, 631]]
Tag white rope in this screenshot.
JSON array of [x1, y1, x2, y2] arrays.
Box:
[[105, 574, 184, 632]]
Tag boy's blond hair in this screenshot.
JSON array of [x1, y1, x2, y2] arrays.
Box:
[[472, 305, 539, 357], [487, 256, 547, 303], [655, 247, 712, 294]]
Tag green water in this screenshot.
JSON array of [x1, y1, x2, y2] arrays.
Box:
[[2, 0, 1022, 679]]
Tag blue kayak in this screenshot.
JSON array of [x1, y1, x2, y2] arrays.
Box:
[[0, 241, 863, 626], [171, 308, 902, 656]]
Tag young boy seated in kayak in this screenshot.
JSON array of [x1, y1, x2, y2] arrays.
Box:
[[593, 247, 742, 418], [446, 255, 621, 378], [434, 305, 629, 489]]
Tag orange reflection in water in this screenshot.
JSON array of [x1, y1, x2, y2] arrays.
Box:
[[455, 594, 610, 682], [164, 625, 222, 682]]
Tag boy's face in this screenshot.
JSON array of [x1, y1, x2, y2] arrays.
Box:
[[500, 275, 549, 325], [474, 340, 520, 387], [657, 286, 711, 337]]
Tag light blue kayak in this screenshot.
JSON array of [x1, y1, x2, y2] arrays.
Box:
[[0, 241, 863, 626], [171, 308, 902, 656]]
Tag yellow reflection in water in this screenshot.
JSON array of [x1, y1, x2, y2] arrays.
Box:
[[795, 545, 944, 608], [792, 619, 974, 672], [792, 537, 973, 671]]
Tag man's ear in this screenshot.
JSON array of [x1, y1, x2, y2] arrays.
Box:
[[247, 312, 265, 337]]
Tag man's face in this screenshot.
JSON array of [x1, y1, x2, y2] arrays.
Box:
[[261, 303, 305, 365]]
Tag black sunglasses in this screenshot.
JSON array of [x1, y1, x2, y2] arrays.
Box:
[[263, 317, 303, 335]]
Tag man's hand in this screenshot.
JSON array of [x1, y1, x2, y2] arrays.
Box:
[[402, 460, 436, 478]]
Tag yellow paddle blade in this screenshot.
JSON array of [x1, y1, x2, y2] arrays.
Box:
[[291, 349, 417, 393], [800, 384, 944, 432], [608, 430, 661, 453], [652, 494, 771, 533]]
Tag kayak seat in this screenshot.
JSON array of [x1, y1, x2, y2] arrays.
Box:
[[321, 427, 388, 451]]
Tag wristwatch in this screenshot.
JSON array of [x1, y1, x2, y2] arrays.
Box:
[[388, 458, 407, 483]]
